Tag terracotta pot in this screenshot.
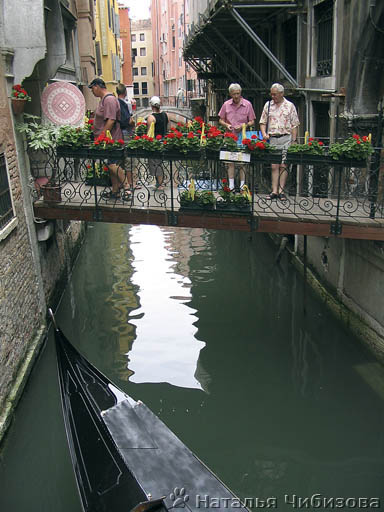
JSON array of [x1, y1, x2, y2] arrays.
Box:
[[11, 98, 27, 115], [41, 183, 62, 204]]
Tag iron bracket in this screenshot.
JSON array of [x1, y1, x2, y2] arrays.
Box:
[[247, 215, 259, 231], [167, 211, 178, 226], [93, 209, 103, 221], [330, 221, 342, 236]]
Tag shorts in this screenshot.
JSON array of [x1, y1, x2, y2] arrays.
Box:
[[269, 134, 291, 163], [148, 158, 163, 177]]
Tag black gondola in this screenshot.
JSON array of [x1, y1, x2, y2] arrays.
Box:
[[52, 313, 249, 512]]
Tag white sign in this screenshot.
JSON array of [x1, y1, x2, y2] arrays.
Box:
[[219, 151, 251, 163]]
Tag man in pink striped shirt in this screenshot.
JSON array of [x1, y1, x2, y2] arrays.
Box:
[[219, 83, 256, 190]]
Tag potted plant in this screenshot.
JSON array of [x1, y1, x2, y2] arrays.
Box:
[[135, 121, 148, 136], [162, 129, 201, 159], [11, 83, 31, 114], [179, 189, 215, 210], [286, 138, 327, 165], [126, 133, 163, 157], [16, 114, 60, 151], [216, 179, 235, 209], [88, 131, 125, 159], [242, 136, 281, 163], [196, 190, 215, 209], [85, 162, 112, 186], [232, 193, 251, 212], [329, 134, 373, 166], [57, 124, 93, 158], [16, 114, 62, 200]]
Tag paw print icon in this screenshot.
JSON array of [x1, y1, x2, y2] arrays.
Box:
[[169, 487, 189, 507]]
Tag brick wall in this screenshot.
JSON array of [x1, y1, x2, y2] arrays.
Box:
[[0, 72, 42, 412]]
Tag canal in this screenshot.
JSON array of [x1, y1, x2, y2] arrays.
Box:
[[0, 224, 383, 510]]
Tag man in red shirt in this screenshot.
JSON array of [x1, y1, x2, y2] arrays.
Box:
[[219, 83, 256, 190], [89, 78, 132, 201]]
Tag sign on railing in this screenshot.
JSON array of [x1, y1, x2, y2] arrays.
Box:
[[220, 151, 251, 163]]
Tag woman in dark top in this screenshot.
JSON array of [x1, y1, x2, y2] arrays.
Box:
[[147, 96, 169, 189]]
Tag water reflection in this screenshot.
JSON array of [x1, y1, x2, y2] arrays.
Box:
[[127, 225, 205, 389]]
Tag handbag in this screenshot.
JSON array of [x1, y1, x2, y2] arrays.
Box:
[[237, 124, 263, 146]]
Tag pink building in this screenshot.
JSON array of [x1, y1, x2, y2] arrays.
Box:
[[151, 0, 198, 105]]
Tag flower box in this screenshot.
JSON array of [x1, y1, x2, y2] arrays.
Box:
[[252, 151, 283, 164], [85, 176, 112, 187], [179, 202, 214, 211], [328, 157, 369, 168], [204, 149, 221, 161], [216, 201, 252, 213], [286, 153, 330, 166], [57, 146, 90, 159], [162, 150, 202, 161], [87, 148, 125, 160]]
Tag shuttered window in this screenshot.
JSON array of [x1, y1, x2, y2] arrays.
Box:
[[0, 154, 14, 231]]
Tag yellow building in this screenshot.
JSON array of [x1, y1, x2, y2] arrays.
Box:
[[131, 19, 155, 107], [94, 0, 123, 94]]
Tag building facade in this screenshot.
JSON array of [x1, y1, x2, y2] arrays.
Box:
[[151, 0, 199, 105], [0, 0, 90, 442], [118, 5, 133, 89], [131, 19, 155, 107], [93, 0, 123, 95]]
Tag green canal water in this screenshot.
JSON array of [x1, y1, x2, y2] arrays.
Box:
[[1, 224, 383, 510]]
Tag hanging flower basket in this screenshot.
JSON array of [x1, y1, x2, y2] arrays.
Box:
[[11, 84, 31, 115], [11, 98, 28, 115]]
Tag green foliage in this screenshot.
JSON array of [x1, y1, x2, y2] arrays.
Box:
[[57, 125, 92, 148], [163, 131, 201, 154], [233, 194, 250, 206], [288, 138, 325, 156], [329, 134, 373, 161], [16, 114, 60, 150], [126, 134, 163, 151]]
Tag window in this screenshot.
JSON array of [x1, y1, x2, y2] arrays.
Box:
[[64, 28, 74, 68], [133, 82, 139, 95], [140, 47, 146, 56], [141, 82, 148, 95], [141, 67, 147, 75], [132, 48, 137, 57], [95, 41, 102, 75], [133, 67, 138, 76], [0, 154, 15, 232], [315, 0, 334, 76], [172, 36, 175, 48], [140, 33, 145, 41], [283, 17, 297, 79], [131, 34, 136, 42]]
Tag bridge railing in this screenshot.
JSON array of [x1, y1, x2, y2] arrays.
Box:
[[29, 148, 384, 227]]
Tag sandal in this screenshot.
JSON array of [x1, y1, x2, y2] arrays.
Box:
[[101, 190, 120, 200], [121, 189, 132, 201], [278, 193, 287, 201], [266, 192, 278, 200]]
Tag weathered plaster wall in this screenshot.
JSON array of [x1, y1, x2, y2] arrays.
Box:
[[297, 235, 384, 362]]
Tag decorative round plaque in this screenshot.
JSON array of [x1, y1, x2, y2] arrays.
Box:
[[41, 82, 85, 125]]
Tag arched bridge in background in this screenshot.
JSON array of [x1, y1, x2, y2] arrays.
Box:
[[136, 106, 194, 122]]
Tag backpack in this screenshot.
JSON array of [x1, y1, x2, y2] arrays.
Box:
[[118, 98, 131, 130]]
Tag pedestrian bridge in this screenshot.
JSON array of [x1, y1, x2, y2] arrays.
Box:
[[136, 105, 194, 122], [31, 150, 384, 241]]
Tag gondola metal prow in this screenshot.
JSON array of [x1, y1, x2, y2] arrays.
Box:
[[48, 308, 58, 330]]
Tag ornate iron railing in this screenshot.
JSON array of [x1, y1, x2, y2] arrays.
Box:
[[29, 148, 384, 228]]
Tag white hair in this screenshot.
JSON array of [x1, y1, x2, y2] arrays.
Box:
[[270, 83, 284, 93], [228, 83, 242, 94]]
